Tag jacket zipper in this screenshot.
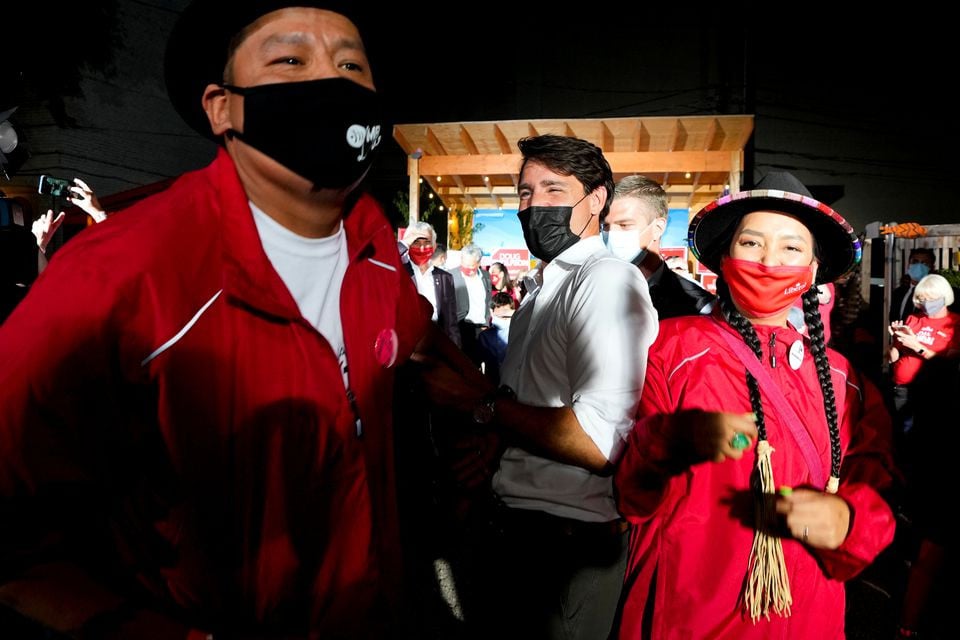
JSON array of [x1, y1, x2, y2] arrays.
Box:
[[768, 332, 777, 368]]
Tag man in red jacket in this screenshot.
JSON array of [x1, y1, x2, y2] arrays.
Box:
[[0, 2, 451, 637]]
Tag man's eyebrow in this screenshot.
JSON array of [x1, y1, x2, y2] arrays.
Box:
[[519, 178, 566, 190], [259, 33, 366, 55], [259, 33, 311, 50]]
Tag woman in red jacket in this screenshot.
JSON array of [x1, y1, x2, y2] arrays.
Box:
[[615, 172, 896, 639]]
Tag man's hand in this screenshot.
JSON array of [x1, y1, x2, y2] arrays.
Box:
[[32, 210, 66, 253], [409, 351, 492, 409]]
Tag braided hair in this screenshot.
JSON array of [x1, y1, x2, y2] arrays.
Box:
[[801, 286, 842, 487], [716, 279, 842, 489], [716, 279, 768, 441]]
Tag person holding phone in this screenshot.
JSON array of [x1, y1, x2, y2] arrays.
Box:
[[32, 177, 108, 256]]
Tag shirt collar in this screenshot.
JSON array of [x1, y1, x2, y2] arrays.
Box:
[[544, 235, 604, 277]]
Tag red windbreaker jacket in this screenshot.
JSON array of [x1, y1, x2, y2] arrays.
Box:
[[615, 314, 896, 639], [0, 150, 429, 637]]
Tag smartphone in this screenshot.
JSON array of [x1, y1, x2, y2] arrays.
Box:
[[37, 175, 73, 198]]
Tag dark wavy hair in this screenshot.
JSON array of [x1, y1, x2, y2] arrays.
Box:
[[517, 135, 615, 218]]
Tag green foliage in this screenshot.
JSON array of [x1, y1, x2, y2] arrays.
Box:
[[939, 269, 960, 288], [392, 185, 445, 244], [449, 206, 475, 249]]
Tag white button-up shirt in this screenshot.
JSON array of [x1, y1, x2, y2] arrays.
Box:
[[412, 264, 439, 322], [494, 235, 658, 522]]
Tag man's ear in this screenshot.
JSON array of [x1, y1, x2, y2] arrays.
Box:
[[650, 216, 667, 242], [589, 186, 608, 217], [201, 83, 233, 136]]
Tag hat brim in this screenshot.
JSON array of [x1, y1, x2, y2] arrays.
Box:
[[688, 189, 862, 283], [164, 1, 367, 140]]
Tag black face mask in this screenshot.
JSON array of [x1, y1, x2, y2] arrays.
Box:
[[518, 194, 591, 263], [223, 78, 383, 190]]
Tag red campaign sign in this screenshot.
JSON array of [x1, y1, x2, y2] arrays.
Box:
[[491, 248, 530, 280], [701, 273, 718, 294], [660, 246, 687, 262]]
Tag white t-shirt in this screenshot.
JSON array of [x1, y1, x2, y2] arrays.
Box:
[[495, 235, 658, 522], [251, 202, 349, 384], [412, 264, 439, 322]]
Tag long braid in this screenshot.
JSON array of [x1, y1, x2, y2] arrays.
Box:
[[802, 287, 842, 492], [717, 281, 767, 439], [717, 280, 792, 621]]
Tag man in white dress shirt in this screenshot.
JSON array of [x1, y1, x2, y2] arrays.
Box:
[[452, 243, 492, 366], [415, 134, 658, 639]]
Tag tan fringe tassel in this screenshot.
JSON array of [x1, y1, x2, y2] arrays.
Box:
[[743, 440, 793, 623], [826, 475, 839, 494]]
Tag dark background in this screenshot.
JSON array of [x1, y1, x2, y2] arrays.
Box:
[[2, 1, 955, 232]]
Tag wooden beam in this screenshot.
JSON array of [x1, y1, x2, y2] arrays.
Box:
[[437, 186, 517, 196], [729, 150, 742, 194], [459, 126, 480, 155], [418, 150, 737, 176], [601, 123, 614, 153], [493, 124, 512, 154], [425, 126, 447, 156]]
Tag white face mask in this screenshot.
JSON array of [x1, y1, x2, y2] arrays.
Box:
[[491, 316, 511, 336], [604, 219, 657, 262], [605, 227, 641, 262]]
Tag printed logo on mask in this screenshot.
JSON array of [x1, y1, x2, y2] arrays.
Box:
[[346, 124, 382, 162], [784, 281, 808, 295]]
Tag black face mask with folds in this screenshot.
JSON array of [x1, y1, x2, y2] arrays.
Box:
[[223, 77, 383, 190], [517, 194, 591, 263]]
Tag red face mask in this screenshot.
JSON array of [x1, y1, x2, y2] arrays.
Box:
[[721, 257, 813, 318], [409, 245, 435, 266], [490, 272, 502, 288], [461, 266, 478, 277]]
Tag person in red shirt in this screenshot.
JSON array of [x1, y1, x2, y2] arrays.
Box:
[[887, 273, 960, 432], [615, 172, 896, 639], [0, 2, 475, 638]]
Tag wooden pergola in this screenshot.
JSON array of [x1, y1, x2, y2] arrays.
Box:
[[393, 114, 753, 221]]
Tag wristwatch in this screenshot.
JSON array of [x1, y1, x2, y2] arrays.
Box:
[[472, 385, 516, 425], [472, 392, 497, 425]]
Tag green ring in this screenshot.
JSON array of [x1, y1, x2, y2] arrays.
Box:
[[730, 432, 750, 451]]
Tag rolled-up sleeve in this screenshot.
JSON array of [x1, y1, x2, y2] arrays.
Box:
[[566, 257, 658, 462]]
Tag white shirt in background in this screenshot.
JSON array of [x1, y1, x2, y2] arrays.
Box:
[[412, 264, 439, 322], [464, 272, 487, 324]]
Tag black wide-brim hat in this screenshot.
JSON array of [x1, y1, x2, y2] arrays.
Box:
[[687, 171, 862, 284], [164, 1, 369, 140]]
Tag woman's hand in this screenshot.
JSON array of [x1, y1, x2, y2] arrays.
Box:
[[676, 409, 759, 464], [776, 488, 851, 550]]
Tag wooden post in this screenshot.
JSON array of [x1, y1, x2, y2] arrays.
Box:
[[408, 156, 420, 224]]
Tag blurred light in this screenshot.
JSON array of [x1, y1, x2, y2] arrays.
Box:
[[418, 177, 423, 184], [437, 176, 442, 182], [428, 193, 434, 199], [483, 176, 489, 182], [684, 172, 691, 179]]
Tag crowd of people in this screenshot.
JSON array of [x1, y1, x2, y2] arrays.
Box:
[[0, 1, 951, 639]]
